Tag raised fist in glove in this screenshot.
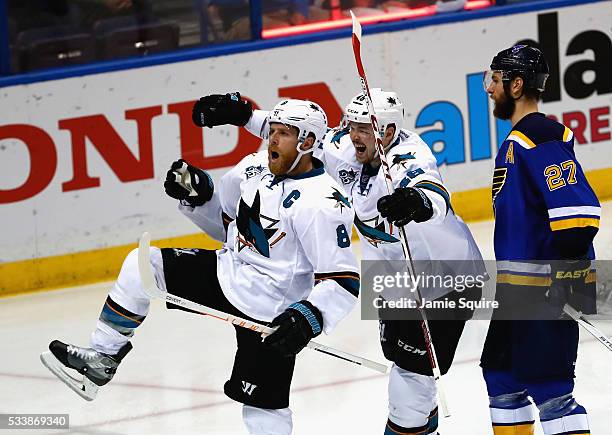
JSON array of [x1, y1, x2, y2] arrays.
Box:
[[264, 301, 323, 357], [192, 92, 253, 128], [164, 159, 213, 207], [546, 259, 595, 318], [377, 187, 433, 227]]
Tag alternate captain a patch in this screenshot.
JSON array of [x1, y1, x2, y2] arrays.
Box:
[[505, 142, 514, 164]]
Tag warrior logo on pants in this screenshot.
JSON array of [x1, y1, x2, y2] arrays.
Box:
[[241, 381, 257, 395]]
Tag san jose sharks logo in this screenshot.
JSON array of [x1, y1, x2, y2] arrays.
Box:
[[330, 126, 350, 148], [354, 215, 399, 247], [236, 191, 281, 257], [338, 168, 358, 185], [326, 188, 351, 213], [244, 164, 266, 179], [391, 152, 416, 170]]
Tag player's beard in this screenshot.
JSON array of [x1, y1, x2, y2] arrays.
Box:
[[268, 148, 297, 176], [493, 90, 516, 120]]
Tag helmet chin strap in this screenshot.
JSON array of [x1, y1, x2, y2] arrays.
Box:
[[287, 140, 314, 174], [371, 126, 395, 161]]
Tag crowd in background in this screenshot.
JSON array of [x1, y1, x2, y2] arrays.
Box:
[[4, 0, 531, 74]]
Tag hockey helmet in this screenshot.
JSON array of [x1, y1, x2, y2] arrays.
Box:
[[485, 44, 549, 92], [269, 99, 328, 148], [268, 99, 328, 172], [344, 88, 404, 145]]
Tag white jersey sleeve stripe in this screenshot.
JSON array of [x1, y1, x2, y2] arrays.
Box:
[[547, 205, 601, 219]]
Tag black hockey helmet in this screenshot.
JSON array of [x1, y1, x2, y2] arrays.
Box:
[[489, 44, 549, 92]]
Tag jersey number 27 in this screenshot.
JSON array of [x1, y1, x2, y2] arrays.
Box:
[[544, 160, 577, 191]]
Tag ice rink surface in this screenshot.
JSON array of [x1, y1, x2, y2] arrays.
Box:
[[1, 202, 611, 434]]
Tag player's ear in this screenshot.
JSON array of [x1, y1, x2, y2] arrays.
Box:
[[511, 76, 524, 99], [384, 125, 396, 144]]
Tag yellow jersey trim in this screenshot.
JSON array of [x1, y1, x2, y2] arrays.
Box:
[[550, 217, 600, 231]]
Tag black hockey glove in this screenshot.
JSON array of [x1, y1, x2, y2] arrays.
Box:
[[546, 259, 594, 318], [164, 159, 214, 207], [192, 92, 253, 128], [264, 301, 323, 357], [377, 187, 433, 227]]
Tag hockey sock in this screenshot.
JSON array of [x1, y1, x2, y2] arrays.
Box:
[[384, 418, 429, 435], [489, 391, 536, 435], [387, 365, 437, 431], [537, 394, 590, 435], [427, 406, 439, 434], [90, 296, 147, 355], [99, 296, 147, 337], [91, 248, 158, 354]]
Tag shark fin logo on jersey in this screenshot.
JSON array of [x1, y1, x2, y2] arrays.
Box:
[[327, 188, 351, 213], [505, 142, 515, 164], [330, 126, 350, 148], [236, 191, 280, 257], [354, 215, 399, 247], [244, 164, 266, 179], [391, 152, 416, 169], [338, 168, 358, 184], [492, 167, 508, 206]]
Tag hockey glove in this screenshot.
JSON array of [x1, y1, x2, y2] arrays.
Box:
[[164, 159, 214, 207], [192, 92, 253, 128], [546, 259, 594, 318], [377, 187, 433, 227], [264, 301, 323, 357]]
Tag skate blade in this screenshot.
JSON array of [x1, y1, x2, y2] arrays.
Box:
[[40, 351, 99, 401]]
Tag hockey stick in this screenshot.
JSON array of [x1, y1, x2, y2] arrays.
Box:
[[563, 304, 612, 352], [138, 232, 388, 374], [350, 11, 450, 417]]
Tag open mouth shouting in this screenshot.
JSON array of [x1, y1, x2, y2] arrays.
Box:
[[269, 150, 280, 162], [354, 143, 367, 159]]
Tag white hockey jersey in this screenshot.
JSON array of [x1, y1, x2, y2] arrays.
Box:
[[245, 110, 486, 300], [179, 151, 360, 333]]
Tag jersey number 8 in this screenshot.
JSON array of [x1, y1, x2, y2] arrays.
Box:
[[336, 224, 351, 248]]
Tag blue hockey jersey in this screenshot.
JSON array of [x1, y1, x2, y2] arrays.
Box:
[[493, 112, 600, 266]]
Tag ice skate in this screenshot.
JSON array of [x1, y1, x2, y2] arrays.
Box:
[[40, 340, 132, 401]]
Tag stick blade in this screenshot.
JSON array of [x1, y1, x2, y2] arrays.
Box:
[[138, 232, 163, 298], [350, 10, 361, 40], [350, 11, 367, 80]]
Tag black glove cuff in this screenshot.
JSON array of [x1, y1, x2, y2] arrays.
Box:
[[288, 301, 323, 337], [411, 188, 434, 223], [233, 97, 253, 127]]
